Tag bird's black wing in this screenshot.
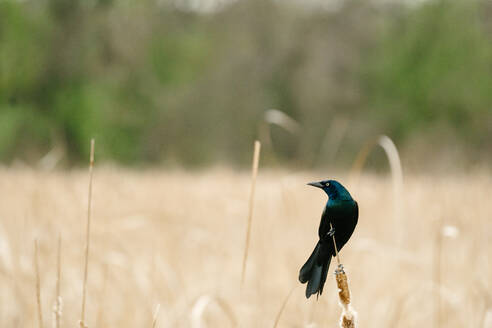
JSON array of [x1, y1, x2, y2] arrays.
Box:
[[319, 200, 358, 255], [317, 207, 331, 240], [331, 200, 358, 252]]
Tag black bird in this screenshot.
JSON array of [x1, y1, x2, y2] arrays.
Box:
[[299, 179, 358, 299]]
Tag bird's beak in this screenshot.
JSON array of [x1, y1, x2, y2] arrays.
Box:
[[307, 181, 324, 189]]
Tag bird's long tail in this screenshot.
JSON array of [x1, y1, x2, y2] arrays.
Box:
[[299, 241, 331, 299]]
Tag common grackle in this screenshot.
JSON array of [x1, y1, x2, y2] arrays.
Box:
[[299, 180, 358, 299]]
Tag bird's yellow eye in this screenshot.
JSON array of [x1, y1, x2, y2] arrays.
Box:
[[325, 182, 330, 186]]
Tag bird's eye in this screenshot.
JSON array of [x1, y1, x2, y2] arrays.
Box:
[[325, 182, 330, 187]]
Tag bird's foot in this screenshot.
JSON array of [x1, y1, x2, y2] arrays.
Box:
[[327, 227, 335, 238]]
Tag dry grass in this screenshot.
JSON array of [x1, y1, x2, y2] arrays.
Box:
[[80, 138, 95, 328], [0, 167, 490, 327], [53, 234, 62, 328], [34, 239, 43, 328], [241, 140, 261, 287]]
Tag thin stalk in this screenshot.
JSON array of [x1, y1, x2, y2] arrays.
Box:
[[54, 234, 62, 328], [240, 140, 261, 287], [330, 223, 341, 267], [152, 303, 160, 328], [272, 286, 296, 328], [80, 139, 95, 326], [434, 220, 443, 328], [35, 240, 44, 328]]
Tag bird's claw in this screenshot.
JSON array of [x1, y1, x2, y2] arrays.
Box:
[[327, 227, 335, 238]]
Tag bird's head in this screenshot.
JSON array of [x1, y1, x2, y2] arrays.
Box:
[[307, 179, 353, 201]]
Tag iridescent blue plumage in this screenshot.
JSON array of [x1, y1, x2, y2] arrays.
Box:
[[320, 179, 354, 201], [299, 179, 358, 298]]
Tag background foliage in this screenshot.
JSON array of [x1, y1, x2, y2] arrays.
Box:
[[0, 0, 491, 168]]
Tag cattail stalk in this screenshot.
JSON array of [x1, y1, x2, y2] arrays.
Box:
[[330, 223, 357, 328], [80, 139, 95, 328], [240, 140, 261, 287]]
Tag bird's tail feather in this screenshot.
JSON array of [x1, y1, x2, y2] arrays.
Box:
[[318, 256, 330, 295], [299, 242, 320, 283], [306, 264, 322, 297], [299, 241, 331, 299]]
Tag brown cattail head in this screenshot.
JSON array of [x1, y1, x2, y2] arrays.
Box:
[[335, 268, 351, 305], [335, 265, 357, 328], [342, 314, 356, 328]]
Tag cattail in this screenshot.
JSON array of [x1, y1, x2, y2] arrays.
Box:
[[330, 223, 357, 328], [335, 268, 357, 328]]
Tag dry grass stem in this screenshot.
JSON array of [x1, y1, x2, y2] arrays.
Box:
[[240, 140, 261, 287], [377, 136, 404, 242], [349, 135, 403, 192], [349, 138, 377, 185], [264, 109, 301, 135], [80, 138, 95, 327], [152, 303, 160, 328], [272, 286, 296, 328], [349, 135, 403, 244], [377, 135, 403, 192], [434, 220, 443, 328], [35, 239, 44, 328], [53, 234, 62, 328]]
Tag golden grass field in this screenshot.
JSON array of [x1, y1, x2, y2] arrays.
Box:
[[0, 167, 490, 327]]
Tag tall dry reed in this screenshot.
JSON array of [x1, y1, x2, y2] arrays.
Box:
[[151, 303, 160, 328], [34, 239, 44, 328], [53, 234, 62, 328], [80, 139, 95, 328], [240, 140, 261, 287]]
